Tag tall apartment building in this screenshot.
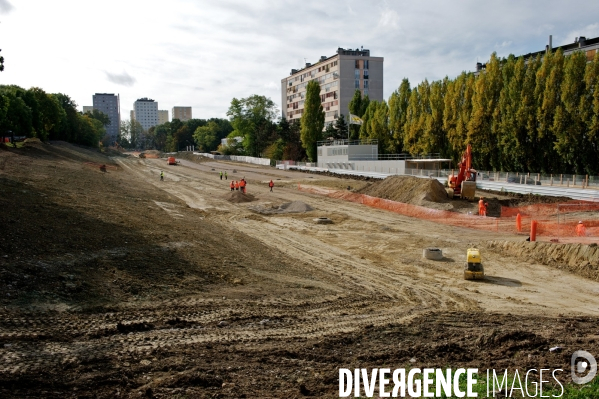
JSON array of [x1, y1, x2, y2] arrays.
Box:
[[281, 48, 383, 126], [92, 93, 120, 141], [158, 110, 169, 125], [133, 98, 159, 131], [172, 106, 192, 121]]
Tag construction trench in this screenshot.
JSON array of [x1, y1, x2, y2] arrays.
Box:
[[1, 141, 599, 398]]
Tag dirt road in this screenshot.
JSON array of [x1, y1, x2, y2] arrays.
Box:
[[1, 143, 598, 398]]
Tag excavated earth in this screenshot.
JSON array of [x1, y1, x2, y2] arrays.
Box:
[[1, 142, 599, 398]]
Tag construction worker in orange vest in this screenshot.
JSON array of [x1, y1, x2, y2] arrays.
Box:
[[269, 180, 274, 192], [576, 221, 586, 237], [234, 181, 239, 191], [230, 180, 235, 191], [240, 179, 246, 194], [478, 197, 488, 217]]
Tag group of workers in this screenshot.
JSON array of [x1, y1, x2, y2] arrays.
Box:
[[230, 178, 247, 193], [222, 171, 275, 193]]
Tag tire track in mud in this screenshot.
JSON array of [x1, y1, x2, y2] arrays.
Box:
[[0, 296, 423, 374], [229, 215, 477, 312]]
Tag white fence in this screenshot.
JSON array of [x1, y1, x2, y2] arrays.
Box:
[[194, 152, 270, 166]]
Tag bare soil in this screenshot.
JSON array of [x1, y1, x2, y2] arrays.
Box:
[[1, 142, 599, 398]]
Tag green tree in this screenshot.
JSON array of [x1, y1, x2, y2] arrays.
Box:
[[443, 72, 475, 163], [78, 114, 105, 147], [152, 123, 170, 151], [300, 80, 324, 161], [119, 120, 143, 149], [422, 79, 447, 156], [496, 55, 523, 171], [584, 52, 599, 172], [348, 89, 369, 139], [278, 118, 306, 161], [194, 121, 220, 152], [535, 49, 564, 172], [389, 78, 411, 153], [27, 87, 62, 141], [324, 122, 337, 139], [519, 54, 542, 172], [227, 95, 278, 157], [468, 53, 502, 170], [52, 93, 79, 142], [85, 109, 111, 127], [554, 50, 587, 173], [333, 114, 348, 139], [0, 86, 32, 139]]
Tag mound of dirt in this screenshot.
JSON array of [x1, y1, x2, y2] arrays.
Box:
[[23, 137, 43, 147], [224, 191, 256, 203], [359, 175, 449, 206], [23, 137, 42, 144], [487, 240, 599, 281], [279, 201, 314, 213], [249, 201, 314, 215]]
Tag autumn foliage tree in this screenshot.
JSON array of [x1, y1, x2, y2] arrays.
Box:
[[300, 80, 325, 161]]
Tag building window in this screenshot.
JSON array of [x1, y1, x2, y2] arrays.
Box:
[[364, 89, 369, 97], [355, 69, 360, 79], [364, 70, 369, 79], [355, 80, 360, 89], [364, 80, 369, 89], [355, 60, 360, 69], [364, 60, 369, 69]]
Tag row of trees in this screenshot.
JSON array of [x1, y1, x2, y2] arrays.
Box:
[[0, 85, 109, 147], [8, 48, 598, 175], [118, 117, 234, 153], [355, 49, 599, 174]]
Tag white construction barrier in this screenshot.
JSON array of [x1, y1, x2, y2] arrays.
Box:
[[193, 153, 270, 166]]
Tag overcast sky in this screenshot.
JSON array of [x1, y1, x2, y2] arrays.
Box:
[[1, 0, 599, 121]]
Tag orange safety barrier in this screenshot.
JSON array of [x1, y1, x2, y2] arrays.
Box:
[[298, 185, 599, 241], [501, 201, 599, 217]]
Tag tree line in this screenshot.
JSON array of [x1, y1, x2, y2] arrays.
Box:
[[118, 117, 234, 153], [356, 49, 599, 175], [7, 48, 598, 175], [0, 85, 108, 147]]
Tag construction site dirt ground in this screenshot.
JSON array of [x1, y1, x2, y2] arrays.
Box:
[[1, 142, 599, 398]]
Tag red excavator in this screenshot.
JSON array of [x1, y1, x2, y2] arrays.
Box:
[[447, 144, 477, 200]]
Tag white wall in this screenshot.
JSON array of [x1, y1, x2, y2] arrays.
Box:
[[194, 152, 270, 166]]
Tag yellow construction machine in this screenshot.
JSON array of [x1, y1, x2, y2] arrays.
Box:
[[464, 248, 484, 280]]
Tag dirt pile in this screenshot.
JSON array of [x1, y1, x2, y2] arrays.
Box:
[[250, 201, 314, 214], [359, 175, 449, 206], [224, 191, 256, 203], [279, 201, 314, 213], [23, 137, 42, 145], [487, 240, 599, 281]]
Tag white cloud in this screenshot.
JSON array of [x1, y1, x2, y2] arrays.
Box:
[[496, 41, 513, 48], [378, 9, 400, 30], [105, 71, 136, 87], [0, 0, 13, 14], [560, 23, 599, 45], [2, 0, 599, 119]]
